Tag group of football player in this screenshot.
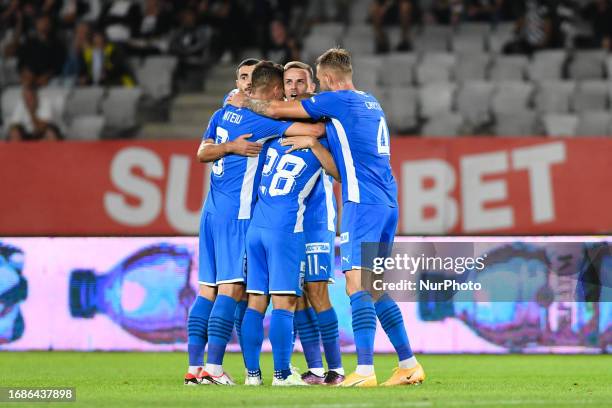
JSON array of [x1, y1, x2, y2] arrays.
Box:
[[184, 48, 426, 387]]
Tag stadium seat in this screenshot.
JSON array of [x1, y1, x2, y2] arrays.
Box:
[[576, 111, 612, 136], [572, 80, 608, 113], [490, 55, 528, 81], [101, 87, 143, 131], [456, 80, 495, 130], [534, 80, 575, 113], [527, 50, 566, 81], [491, 81, 534, 115], [422, 113, 464, 137], [137, 56, 178, 100], [413, 25, 450, 52], [349, 0, 371, 24], [381, 53, 417, 87], [65, 115, 106, 140], [568, 50, 606, 80], [488, 23, 515, 53], [0, 57, 20, 87], [543, 113, 578, 137], [1, 86, 21, 127], [302, 34, 339, 64], [352, 56, 382, 90], [342, 26, 375, 56], [453, 52, 491, 82], [419, 82, 456, 119], [39, 86, 70, 129], [65, 86, 105, 119], [494, 111, 539, 136], [311, 23, 345, 39], [415, 52, 455, 84], [451, 23, 490, 53], [383, 87, 418, 132]]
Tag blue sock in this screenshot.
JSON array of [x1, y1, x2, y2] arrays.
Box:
[[270, 309, 295, 376], [375, 294, 413, 361], [207, 295, 238, 365], [317, 307, 342, 370], [234, 300, 248, 364], [187, 296, 214, 366], [295, 307, 323, 370], [242, 308, 265, 371], [349, 291, 376, 366]]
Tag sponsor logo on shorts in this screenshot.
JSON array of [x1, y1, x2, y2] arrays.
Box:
[[299, 261, 305, 290], [306, 242, 331, 254], [340, 232, 349, 243]]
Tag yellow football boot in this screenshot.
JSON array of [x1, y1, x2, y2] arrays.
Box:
[[337, 372, 378, 387], [381, 364, 426, 386]]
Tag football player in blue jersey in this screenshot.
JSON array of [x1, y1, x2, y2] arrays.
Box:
[[228, 48, 425, 387], [184, 61, 325, 386], [240, 63, 341, 387], [283, 61, 345, 386], [222, 58, 260, 106]]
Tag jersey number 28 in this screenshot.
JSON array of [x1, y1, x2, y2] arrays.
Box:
[[262, 147, 307, 196]]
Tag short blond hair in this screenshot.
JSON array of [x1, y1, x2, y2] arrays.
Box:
[[283, 61, 314, 82], [315, 48, 352, 75]]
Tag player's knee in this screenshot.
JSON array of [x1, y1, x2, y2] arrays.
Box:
[[247, 294, 269, 313], [305, 283, 332, 312], [344, 269, 364, 296], [295, 295, 308, 311], [217, 283, 245, 301], [271, 295, 297, 311], [198, 284, 217, 301]]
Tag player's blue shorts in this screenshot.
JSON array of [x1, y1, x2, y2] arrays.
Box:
[[304, 229, 335, 283], [339, 202, 398, 272], [246, 225, 305, 296], [199, 210, 248, 286]]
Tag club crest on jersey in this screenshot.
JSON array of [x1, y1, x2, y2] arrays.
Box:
[[306, 242, 331, 254], [340, 232, 349, 243]]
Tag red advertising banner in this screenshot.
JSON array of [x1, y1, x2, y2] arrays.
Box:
[[1, 138, 611, 235]]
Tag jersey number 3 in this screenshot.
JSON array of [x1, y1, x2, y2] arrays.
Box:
[[262, 147, 307, 196], [212, 127, 229, 176]]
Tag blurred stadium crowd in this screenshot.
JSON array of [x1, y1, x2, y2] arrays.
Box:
[[1, 0, 612, 141]]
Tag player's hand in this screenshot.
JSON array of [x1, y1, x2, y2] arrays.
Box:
[[227, 134, 262, 157], [227, 91, 246, 108], [280, 136, 316, 153]]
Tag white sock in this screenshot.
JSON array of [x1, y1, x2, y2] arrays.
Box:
[[205, 363, 223, 376], [399, 356, 418, 369], [355, 365, 375, 376], [331, 367, 345, 375], [309, 367, 325, 377], [188, 366, 202, 375]]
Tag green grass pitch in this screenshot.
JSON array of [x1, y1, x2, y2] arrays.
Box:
[[1, 352, 610, 407]]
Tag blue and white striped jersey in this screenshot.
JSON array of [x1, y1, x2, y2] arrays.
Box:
[[301, 90, 398, 207], [250, 138, 331, 233], [202, 106, 292, 220]]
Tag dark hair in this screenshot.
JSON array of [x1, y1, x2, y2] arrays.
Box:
[[316, 47, 352, 75], [283, 61, 314, 82], [235, 58, 260, 79], [251, 60, 284, 91]]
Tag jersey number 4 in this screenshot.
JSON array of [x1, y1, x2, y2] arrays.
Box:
[[262, 147, 307, 196], [377, 117, 390, 156]]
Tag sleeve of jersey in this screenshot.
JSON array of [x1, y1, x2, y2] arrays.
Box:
[[300, 92, 340, 121], [252, 117, 293, 142], [201, 109, 222, 140]]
